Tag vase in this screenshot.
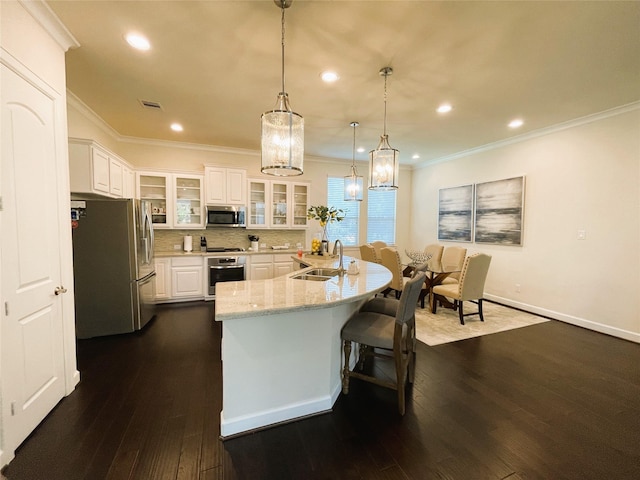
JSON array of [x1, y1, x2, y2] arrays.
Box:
[[320, 225, 329, 255]]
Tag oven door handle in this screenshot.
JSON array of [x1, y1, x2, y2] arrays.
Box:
[[209, 265, 244, 270]]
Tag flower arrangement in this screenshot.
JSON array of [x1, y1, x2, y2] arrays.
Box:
[[306, 205, 345, 227], [307, 206, 344, 252]]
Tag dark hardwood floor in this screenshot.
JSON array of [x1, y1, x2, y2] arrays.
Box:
[[3, 301, 639, 480]]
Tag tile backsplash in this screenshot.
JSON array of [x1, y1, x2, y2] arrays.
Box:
[[154, 228, 306, 252]]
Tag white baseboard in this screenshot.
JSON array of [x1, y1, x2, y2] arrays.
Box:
[[220, 395, 334, 439], [485, 294, 640, 344]]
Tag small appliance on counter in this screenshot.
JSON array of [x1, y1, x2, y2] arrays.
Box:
[[200, 236, 207, 252]]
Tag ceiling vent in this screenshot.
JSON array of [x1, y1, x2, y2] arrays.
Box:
[[139, 99, 163, 111]]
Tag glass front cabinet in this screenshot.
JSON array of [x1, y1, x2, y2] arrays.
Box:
[[271, 181, 289, 227], [292, 183, 309, 228], [248, 179, 269, 228], [174, 174, 204, 228], [247, 179, 309, 229], [138, 172, 171, 228], [138, 172, 204, 229]]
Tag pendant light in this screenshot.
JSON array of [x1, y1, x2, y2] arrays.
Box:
[[344, 121, 363, 201], [261, 0, 304, 176], [369, 67, 399, 190]]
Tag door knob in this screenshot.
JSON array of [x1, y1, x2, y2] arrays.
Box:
[[54, 286, 68, 295]]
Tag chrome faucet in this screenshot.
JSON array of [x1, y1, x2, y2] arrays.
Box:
[[333, 239, 344, 275]]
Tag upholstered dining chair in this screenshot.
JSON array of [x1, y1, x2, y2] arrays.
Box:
[[362, 262, 429, 317], [359, 244, 379, 263], [440, 246, 467, 286], [371, 240, 388, 260], [431, 253, 492, 325], [380, 247, 410, 298], [424, 243, 444, 270], [341, 271, 426, 415]]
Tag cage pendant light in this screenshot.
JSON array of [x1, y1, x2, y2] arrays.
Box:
[[261, 0, 304, 176], [344, 121, 364, 201], [369, 67, 399, 190]]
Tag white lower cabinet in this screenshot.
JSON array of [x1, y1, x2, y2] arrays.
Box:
[[171, 256, 204, 298], [154, 256, 204, 302], [248, 253, 294, 280], [248, 254, 274, 280], [273, 253, 294, 277], [154, 258, 171, 301]]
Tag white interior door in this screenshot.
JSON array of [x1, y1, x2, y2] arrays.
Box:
[[1, 64, 66, 453]]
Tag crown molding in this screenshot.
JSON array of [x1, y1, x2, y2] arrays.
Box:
[[20, 0, 79, 52], [415, 101, 640, 170]]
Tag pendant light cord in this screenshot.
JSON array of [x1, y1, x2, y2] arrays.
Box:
[[352, 123, 356, 168], [281, 2, 286, 94], [382, 73, 388, 136]]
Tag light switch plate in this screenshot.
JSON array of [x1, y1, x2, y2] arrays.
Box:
[[577, 229, 586, 240]]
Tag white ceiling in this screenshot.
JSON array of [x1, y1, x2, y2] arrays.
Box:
[[48, 0, 640, 165]]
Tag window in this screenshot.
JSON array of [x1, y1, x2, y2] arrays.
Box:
[[367, 189, 396, 244], [326, 177, 359, 246]]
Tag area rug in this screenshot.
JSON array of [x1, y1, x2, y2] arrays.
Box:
[[415, 300, 549, 346]]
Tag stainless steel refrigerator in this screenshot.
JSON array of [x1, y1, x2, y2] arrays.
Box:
[[72, 198, 156, 338]]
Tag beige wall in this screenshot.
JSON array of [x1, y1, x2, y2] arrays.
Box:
[[411, 107, 640, 341]]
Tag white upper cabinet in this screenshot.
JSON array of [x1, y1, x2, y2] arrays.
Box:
[[205, 166, 246, 205], [248, 178, 310, 229], [248, 179, 270, 228], [137, 171, 204, 229], [68, 138, 133, 198], [174, 174, 204, 229], [291, 182, 310, 228], [137, 172, 172, 229]]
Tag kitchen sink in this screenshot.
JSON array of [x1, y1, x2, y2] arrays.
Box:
[[291, 268, 340, 281]]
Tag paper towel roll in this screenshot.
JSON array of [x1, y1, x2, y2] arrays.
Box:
[[183, 235, 193, 252]]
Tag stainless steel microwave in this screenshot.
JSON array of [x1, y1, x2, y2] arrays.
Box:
[[206, 205, 246, 228]]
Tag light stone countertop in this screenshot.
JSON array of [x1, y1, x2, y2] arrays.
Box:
[[215, 255, 391, 321], [154, 248, 300, 258]]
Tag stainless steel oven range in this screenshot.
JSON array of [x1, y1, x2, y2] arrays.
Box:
[[207, 254, 245, 299]]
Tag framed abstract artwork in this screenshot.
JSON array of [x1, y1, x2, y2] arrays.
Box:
[[438, 184, 474, 242], [474, 176, 525, 245]]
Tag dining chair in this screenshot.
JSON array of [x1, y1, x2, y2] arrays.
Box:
[[341, 271, 426, 415], [440, 246, 467, 286], [380, 247, 410, 298], [362, 262, 428, 317], [424, 243, 444, 270], [371, 241, 388, 260], [359, 244, 379, 263], [431, 253, 492, 325]]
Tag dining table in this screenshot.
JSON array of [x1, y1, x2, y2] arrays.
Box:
[[404, 250, 460, 310]]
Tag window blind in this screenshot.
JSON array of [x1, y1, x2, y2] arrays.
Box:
[[326, 177, 359, 246], [367, 189, 396, 244]]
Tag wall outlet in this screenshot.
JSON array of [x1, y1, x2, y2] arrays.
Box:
[[515, 283, 521, 293], [173, 244, 182, 250]]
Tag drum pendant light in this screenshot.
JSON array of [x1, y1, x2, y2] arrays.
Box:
[[369, 67, 399, 190], [344, 121, 363, 201], [261, 0, 304, 176]]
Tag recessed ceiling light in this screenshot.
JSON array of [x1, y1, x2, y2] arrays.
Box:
[[320, 71, 339, 83], [412, 154, 420, 160], [170, 123, 183, 132], [356, 147, 365, 153], [437, 104, 452, 114], [508, 118, 524, 129], [125, 33, 151, 51]]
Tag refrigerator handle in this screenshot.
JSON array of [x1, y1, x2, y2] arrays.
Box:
[[145, 206, 154, 264]]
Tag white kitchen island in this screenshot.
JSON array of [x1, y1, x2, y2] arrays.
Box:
[[215, 255, 391, 438]]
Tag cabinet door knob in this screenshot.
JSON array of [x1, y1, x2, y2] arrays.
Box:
[[54, 286, 68, 295]]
